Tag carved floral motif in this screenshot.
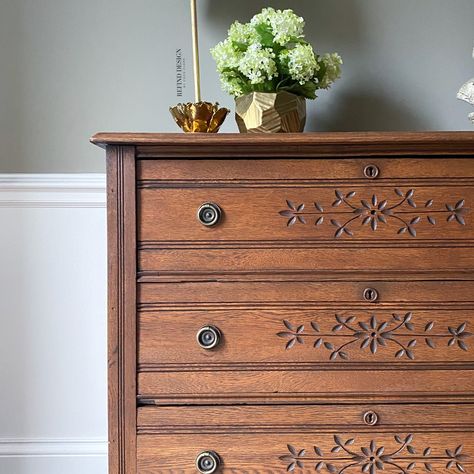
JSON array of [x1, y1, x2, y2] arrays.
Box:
[[279, 189, 467, 238], [280, 435, 469, 473], [277, 314, 472, 360]]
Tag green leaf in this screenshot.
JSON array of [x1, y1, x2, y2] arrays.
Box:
[[232, 41, 248, 52], [281, 80, 318, 99], [254, 23, 275, 47]]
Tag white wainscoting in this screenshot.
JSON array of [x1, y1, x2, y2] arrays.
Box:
[[0, 174, 108, 473]]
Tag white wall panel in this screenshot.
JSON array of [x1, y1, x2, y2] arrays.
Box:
[[0, 174, 107, 473]]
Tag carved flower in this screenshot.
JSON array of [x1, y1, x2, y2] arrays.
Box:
[[353, 315, 393, 355], [277, 320, 305, 349], [353, 440, 390, 474], [279, 444, 306, 471], [359, 195, 393, 231], [447, 200, 467, 225], [279, 200, 306, 226], [448, 323, 472, 351], [446, 445, 469, 472]]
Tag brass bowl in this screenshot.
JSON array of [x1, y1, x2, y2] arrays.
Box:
[[170, 101, 229, 133]]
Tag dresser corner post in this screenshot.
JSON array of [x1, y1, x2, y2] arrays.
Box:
[[106, 145, 137, 474]]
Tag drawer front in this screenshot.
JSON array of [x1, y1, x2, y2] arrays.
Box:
[[138, 368, 474, 403], [138, 157, 474, 244], [138, 280, 474, 306], [139, 309, 474, 367], [138, 247, 474, 278], [137, 405, 474, 473], [138, 280, 474, 402], [138, 158, 474, 182], [138, 185, 473, 243]]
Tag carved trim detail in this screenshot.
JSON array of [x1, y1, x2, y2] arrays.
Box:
[[107, 146, 137, 474], [280, 435, 469, 473], [279, 189, 467, 238], [277, 314, 472, 360]]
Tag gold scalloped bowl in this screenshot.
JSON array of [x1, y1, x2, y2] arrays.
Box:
[[170, 102, 229, 133]]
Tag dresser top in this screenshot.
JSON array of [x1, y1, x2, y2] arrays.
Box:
[[91, 131, 474, 157]]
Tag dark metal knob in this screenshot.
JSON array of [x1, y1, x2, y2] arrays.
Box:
[[364, 164, 380, 179], [197, 202, 222, 227], [363, 288, 379, 302], [196, 451, 221, 474], [363, 411, 379, 426], [197, 326, 222, 350]]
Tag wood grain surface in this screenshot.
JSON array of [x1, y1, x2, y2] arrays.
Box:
[[91, 131, 474, 157], [138, 158, 474, 181], [138, 368, 474, 403], [106, 146, 137, 474], [138, 247, 474, 278], [138, 308, 474, 367], [137, 404, 474, 433], [138, 280, 474, 306], [138, 184, 472, 243], [137, 431, 474, 473]]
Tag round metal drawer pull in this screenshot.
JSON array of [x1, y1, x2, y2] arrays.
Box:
[[197, 202, 222, 227], [197, 326, 222, 350], [363, 288, 379, 302], [363, 411, 379, 426], [196, 451, 221, 474], [364, 164, 380, 179]]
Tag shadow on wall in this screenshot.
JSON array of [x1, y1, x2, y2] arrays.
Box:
[[204, 0, 430, 131], [204, 0, 364, 40], [313, 90, 428, 132]]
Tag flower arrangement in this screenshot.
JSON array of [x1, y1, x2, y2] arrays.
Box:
[[211, 7, 342, 100]]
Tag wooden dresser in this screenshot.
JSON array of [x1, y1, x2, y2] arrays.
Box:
[[92, 132, 474, 474]]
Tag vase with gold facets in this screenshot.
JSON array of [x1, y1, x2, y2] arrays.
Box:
[[235, 91, 306, 133]]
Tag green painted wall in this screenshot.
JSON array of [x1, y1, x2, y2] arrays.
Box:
[[0, 0, 473, 172]]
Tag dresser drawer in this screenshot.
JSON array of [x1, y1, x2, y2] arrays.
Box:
[[139, 308, 474, 367], [138, 247, 474, 278], [137, 404, 474, 473], [138, 368, 474, 404], [138, 158, 473, 244], [138, 280, 474, 402], [138, 185, 472, 243], [138, 280, 474, 306], [138, 158, 474, 182]]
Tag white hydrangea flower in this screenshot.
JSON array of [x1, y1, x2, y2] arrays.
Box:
[[210, 38, 241, 71], [319, 53, 343, 89], [284, 43, 319, 84], [228, 21, 258, 45], [239, 44, 278, 84], [270, 9, 305, 45], [251, 7, 305, 45], [250, 7, 275, 26]]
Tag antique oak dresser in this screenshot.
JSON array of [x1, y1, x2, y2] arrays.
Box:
[[91, 132, 474, 474]]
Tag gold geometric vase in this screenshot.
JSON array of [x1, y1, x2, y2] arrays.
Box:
[[235, 91, 306, 133]]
